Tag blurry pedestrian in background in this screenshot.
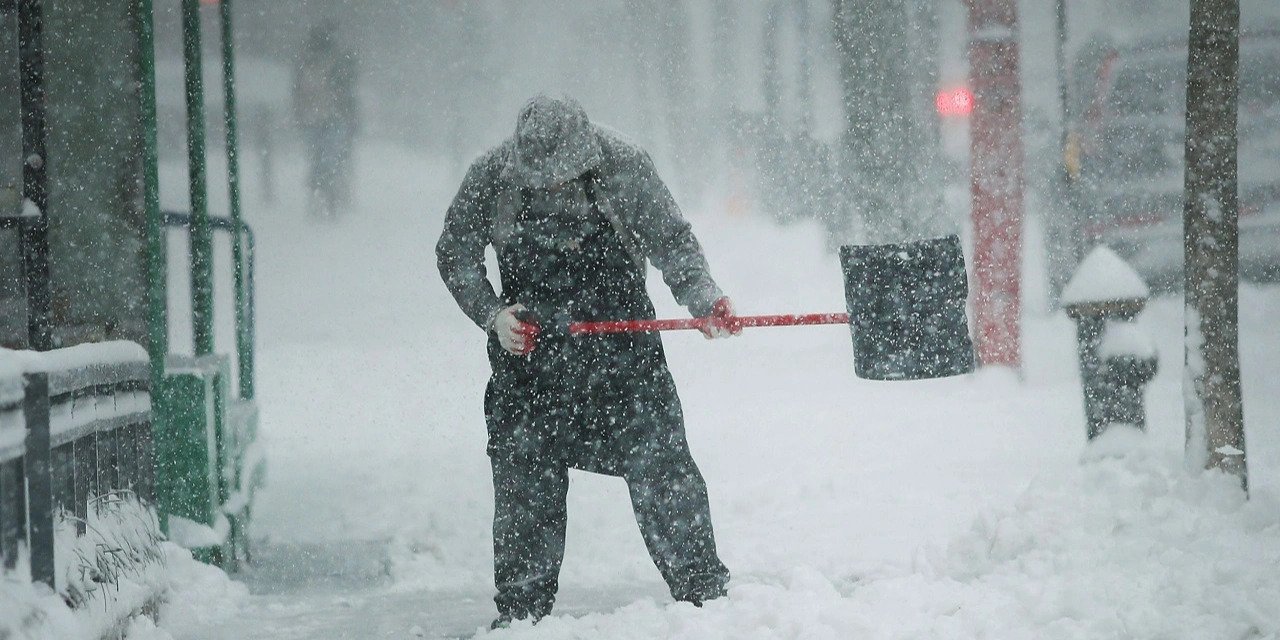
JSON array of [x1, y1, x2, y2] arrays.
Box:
[[293, 21, 359, 219], [437, 95, 738, 628]]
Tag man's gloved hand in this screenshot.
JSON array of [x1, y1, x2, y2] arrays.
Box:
[[699, 296, 742, 339], [492, 303, 540, 355]]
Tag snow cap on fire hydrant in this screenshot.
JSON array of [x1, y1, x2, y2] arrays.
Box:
[[507, 95, 603, 189], [1062, 245, 1150, 307]]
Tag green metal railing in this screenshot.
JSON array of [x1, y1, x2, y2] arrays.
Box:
[[220, 0, 252, 400], [182, 0, 214, 358], [163, 210, 257, 372], [6, 0, 257, 572], [137, 0, 261, 569], [136, 0, 166, 396]]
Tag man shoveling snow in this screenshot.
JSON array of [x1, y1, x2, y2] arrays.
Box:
[[436, 95, 739, 628]]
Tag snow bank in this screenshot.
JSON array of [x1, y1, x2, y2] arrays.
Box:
[[1, 496, 167, 639], [151, 544, 251, 638], [55, 495, 166, 626], [479, 434, 1279, 640], [0, 576, 81, 640], [1, 539, 247, 640], [168, 514, 231, 549]]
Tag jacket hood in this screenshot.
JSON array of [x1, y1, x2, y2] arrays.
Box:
[[505, 95, 603, 189]]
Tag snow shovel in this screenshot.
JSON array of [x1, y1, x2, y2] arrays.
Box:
[[563, 234, 975, 381]]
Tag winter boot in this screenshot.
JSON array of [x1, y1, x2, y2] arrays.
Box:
[[674, 574, 728, 607], [490, 612, 543, 630]]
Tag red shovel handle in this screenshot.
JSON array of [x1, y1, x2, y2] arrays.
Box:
[[568, 312, 849, 335]]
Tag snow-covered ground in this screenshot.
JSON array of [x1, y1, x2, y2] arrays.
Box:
[[149, 142, 1280, 639]]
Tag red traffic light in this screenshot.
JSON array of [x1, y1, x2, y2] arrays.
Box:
[[936, 87, 974, 117]]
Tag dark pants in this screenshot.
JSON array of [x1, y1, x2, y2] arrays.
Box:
[[490, 437, 729, 621]]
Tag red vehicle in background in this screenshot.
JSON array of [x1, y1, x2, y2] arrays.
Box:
[[1072, 28, 1280, 288]]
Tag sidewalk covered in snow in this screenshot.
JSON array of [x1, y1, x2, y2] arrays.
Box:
[[138, 141, 1280, 640]]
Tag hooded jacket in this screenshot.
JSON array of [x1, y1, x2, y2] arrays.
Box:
[[436, 121, 724, 330]]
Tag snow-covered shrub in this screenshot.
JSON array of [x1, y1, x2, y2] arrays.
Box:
[[58, 490, 166, 611]]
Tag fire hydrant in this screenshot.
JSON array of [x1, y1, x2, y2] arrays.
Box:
[[1062, 246, 1158, 440]]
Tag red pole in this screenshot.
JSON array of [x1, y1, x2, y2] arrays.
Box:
[[966, 0, 1025, 368], [569, 313, 849, 335]]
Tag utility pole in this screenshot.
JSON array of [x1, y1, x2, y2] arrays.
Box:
[[1183, 0, 1246, 490]]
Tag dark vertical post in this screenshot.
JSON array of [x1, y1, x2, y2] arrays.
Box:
[[73, 432, 96, 534], [1054, 0, 1069, 167], [135, 0, 167, 383], [97, 422, 120, 496], [1047, 0, 1081, 308], [655, 0, 695, 198], [118, 424, 138, 493], [1183, 0, 1246, 489], [0, 458, 22, 570], [50, 444, 73, 521], [710, 0, 735, 177], [23, 372, 53, 588], [17, 0, 52, 351], [1073, 316, 1105, 439], [833, 0, 945, 243], [220, 0, 253, 399], [183, 0, 214, 356], [137, 418, 155, 502], [762, 2, 782, 122], [793, 0, 814, 134]]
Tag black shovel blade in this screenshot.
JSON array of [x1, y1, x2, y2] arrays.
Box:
[[840, 234, 976, 381]]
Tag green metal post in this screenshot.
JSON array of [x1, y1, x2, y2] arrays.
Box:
[[219, 0, 253, 399], [137, 0, 170, 534], [183, 0, 214, 356], [136, 0, 167, 388]]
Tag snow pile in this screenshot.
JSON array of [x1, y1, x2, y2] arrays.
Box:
[[1, 499, 247, 640], [97, 542, 249, 640], [150, 544, 251, 638], [56, 494, 166, 619], [480, 431, 1279, 639], [2, 496, 166, 639], [0, 576, 80, 640], [168, 514, 232, 549]]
